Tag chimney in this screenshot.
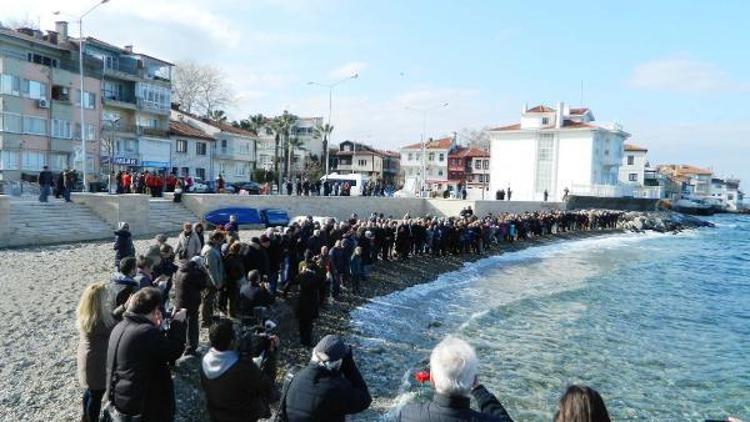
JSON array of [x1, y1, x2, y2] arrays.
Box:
[[124, 45, 133, 54], [555, 101, 564, 128], [55, 21, 68, 42], [46, 30, 58, 45]]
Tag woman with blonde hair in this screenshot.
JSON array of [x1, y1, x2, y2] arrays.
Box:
[[76, 283, 118, 422]]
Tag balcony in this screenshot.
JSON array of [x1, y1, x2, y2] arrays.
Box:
[[102, 95, 138, 111], [137, 126, 169, 138], [136, 98, 170, 115]]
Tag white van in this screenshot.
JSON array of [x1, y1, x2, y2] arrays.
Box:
[[320, 173, 366, 196]]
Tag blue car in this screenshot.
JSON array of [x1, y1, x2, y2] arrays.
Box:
[[260, 208, 290, 227], [204, 207, 262, 227]]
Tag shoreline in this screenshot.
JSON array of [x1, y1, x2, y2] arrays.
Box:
[[172, 227, 628, 421]]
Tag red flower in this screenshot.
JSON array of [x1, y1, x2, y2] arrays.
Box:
[[414, 371, 430, 384]]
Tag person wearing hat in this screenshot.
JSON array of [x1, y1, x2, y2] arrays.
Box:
[[280, 335, 371, 421], [173, 255, 209, 356], [113, 222, 135, 270]]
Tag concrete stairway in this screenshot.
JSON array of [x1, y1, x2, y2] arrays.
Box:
[[147, 199, 200, 234], [5, 200, 114, 247]]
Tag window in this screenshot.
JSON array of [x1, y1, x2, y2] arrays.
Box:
[[439, 153, 445, 162], [52, 85, 71, 102], [218, 162, 227, 175], [628, 173, 638, 182], [23, 116, 47, 135], [542, 117, 549, 125], [428, 152, 435, 161], [438, 169, 444, 176], [535, 133, 554, 193], [408, 153, 413, 161], [358, 159, 367, 166], [181, 167, 190, 177], [475, 160, 481, 169], [195, 168, 206, 179], [0, 112, 23, 133], [627, 155, 634, 165], [176, 140, 188, 153], [125, 140, 137, 152], [604, 149, 610, 156], [0, 74, 21, 96], [23, 80, 47, 100], [86, 124, 97, 141], [51, 153, 68, 170], [76, 90, 97, 109], [52, 119, 72, 139], [485, 174, 490, 183], [27, 53, 57, 67], [221, 139, 228, 154], [196, 142, 207, 156], [484, 160, 489, 169], [137, 83, 171, 112], [22, 151, 45, 170], [235, 163, 247, 177], [0, 150, 18, 170]]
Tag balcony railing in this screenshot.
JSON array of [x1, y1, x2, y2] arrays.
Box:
[[570, 184, 662, 199], [136, 98, 170, 115], [137, 126, 169, 138]]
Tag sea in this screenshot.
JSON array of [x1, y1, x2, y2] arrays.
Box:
[[349, 214, 750, 421]]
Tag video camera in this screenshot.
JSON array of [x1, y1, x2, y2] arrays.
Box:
[[238, 306, 278, 370]]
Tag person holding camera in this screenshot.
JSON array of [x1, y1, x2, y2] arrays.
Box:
[[397, 337, 514, 422], [280, 335, 372, 421], [174, 255, 209, 356], [104, 287, 187, 422], [201, 318, 276, 422]]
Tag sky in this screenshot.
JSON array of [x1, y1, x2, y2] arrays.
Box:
[[2, 0, 749, 183]]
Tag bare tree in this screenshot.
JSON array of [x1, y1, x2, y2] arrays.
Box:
[[172, 60, 233, 116], [458, 127, 491, 150], [3, 15, 40, 29]]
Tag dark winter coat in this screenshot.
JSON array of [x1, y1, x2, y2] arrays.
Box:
[[173, 260, 208, 312], [200, 350, 274, 422], [108, 273, 138, 317], [294, 265, 324, 321], [239, 284, 275, 317], [396, 385, 514, 422], [244, 243, 270, 277], [114, 230, 135, 265], [282, 358, 372, 422], [106, 313, 186, 421], [329, 246, 349, 275]]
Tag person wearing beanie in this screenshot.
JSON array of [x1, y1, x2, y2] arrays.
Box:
[[280, 335, 371, 421], [113, 222, 135, 270]]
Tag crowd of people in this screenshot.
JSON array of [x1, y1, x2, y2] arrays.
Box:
[[74, 206, 726, 422], [35, 165, 78, 202], [283, 176, 396, 197]]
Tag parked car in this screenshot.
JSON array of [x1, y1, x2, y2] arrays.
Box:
[[190, 178, 212, 193], [206, 180, 236, 193], [234, 181, 262, 195], [260, 208, 290, 227]]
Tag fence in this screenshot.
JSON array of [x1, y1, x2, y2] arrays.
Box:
[[570, 184, 662, 199]]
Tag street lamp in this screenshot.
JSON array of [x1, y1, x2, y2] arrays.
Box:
[[405, 102, 448, 197], [307, 73, 358, 177], [54, 0, 111, 192]]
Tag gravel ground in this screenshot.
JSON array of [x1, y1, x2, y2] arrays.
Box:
[[0, 223, 623, 422]]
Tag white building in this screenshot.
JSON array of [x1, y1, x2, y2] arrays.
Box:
[[399, 135, 456, 193], [709, 176, 741, 211], [170, 109, 256, 184], [168, 119, 214, 180], [256, 116, 323, 175], [487, 103, 629, 201], [619, 143, 649, 185]]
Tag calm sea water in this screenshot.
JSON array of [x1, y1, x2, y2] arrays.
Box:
[[349, 214, 750, 421]]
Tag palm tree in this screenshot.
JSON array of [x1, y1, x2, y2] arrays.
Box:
[[286, 136, 305, 179], [313, 123, 334, 176], [275, 111, 297, 180], [207, 109, 227, 122]]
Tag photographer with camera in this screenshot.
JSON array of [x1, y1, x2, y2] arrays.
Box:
[[104, 287, 187, 422], [280, 335, 372, 421], [201, 318, 276, 422]]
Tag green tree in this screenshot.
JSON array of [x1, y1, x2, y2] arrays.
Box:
[[207, 109, 227, 122], [275, 111, 298, 180], [313, 123, 334, 176]]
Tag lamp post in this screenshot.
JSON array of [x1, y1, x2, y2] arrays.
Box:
[[307, 73, 358, 178], [55, 0, 111, 192], [107, 117, 120, 194], [405, 102, 448, 197]]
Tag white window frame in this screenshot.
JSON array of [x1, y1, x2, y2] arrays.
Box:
[[23, 116, 47, 135], [176, 139, 188, 153]]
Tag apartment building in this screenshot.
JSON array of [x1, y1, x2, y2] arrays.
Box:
[[487, 103, 629, 201], [169, 119, 215, 181], [448, 146, 490, 189], [170, 108, 257, 184], [256, 116, 324, 174], [78, 30, 173, 174], [0, 23, 102, 183], [618, 143, 649, 185], [331, 140, 400, 184], [400, 135, 457, 193], [657, 164, 713, 197]]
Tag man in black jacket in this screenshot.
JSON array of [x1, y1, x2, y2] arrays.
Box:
[[173, 256, 209, 356], [281, 335, 371, 421], [38, 165, 53, 202], [105, 287, 187, 421], [201, 318, 275, 422], [397, 337, 513, 422]]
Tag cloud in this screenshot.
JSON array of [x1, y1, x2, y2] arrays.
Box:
[[629, 57, 749, 93], [328, 61, 368, 79]]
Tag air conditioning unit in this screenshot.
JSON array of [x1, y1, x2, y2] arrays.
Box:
[[37, 98, 49, 108]]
